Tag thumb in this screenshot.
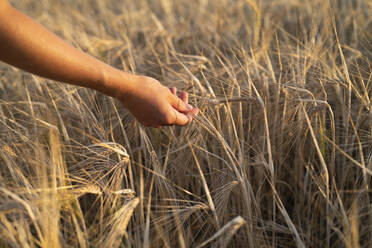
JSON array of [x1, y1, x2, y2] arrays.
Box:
[[170, 94, 193, 113], [173, 110, 191, 126]]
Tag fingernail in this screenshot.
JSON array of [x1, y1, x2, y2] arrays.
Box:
[[187, 104, 193, 110]]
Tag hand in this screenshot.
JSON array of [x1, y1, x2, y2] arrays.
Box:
[[118, 76, 198, 128]]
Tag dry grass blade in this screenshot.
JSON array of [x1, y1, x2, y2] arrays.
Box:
[[195, 216, 246, 248], [188, 140, 220, 228], [98, 198, 139, 248]]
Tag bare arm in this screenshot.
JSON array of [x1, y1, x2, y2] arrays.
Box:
[[0, 1, 197, 127], [0, 0, 125, 97]]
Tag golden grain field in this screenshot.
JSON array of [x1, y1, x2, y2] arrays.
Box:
[[0, 0, 371, 247]]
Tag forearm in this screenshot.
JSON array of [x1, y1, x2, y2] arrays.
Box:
[[0, 2, 134, 98], [0, 1, 198, 127]]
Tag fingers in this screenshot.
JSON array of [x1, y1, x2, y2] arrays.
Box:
[[169, 88, 198, 125], [187, 107, 199, 117], [146, 107, 198, 127], [157, 87, 198, 126], [170, 86, 177, 95], [173, 110, 191, 126], [169, 93, 193, 113], [172, 105, 199, 126], [179, 91, 188, 104], [170, 87, 188, 104]]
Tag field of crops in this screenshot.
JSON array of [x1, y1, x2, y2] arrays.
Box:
[[0, 0, 371, 247]]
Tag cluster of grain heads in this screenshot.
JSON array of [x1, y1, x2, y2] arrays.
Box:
[[0, 122, 139, 247]]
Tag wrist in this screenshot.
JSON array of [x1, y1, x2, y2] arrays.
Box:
[[101, 66, 139, 101]]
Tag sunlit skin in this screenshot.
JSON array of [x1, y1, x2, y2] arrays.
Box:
[[0, 0, 198, 128]]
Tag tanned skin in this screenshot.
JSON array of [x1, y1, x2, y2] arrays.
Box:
[[0, 0, 198, 128]]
